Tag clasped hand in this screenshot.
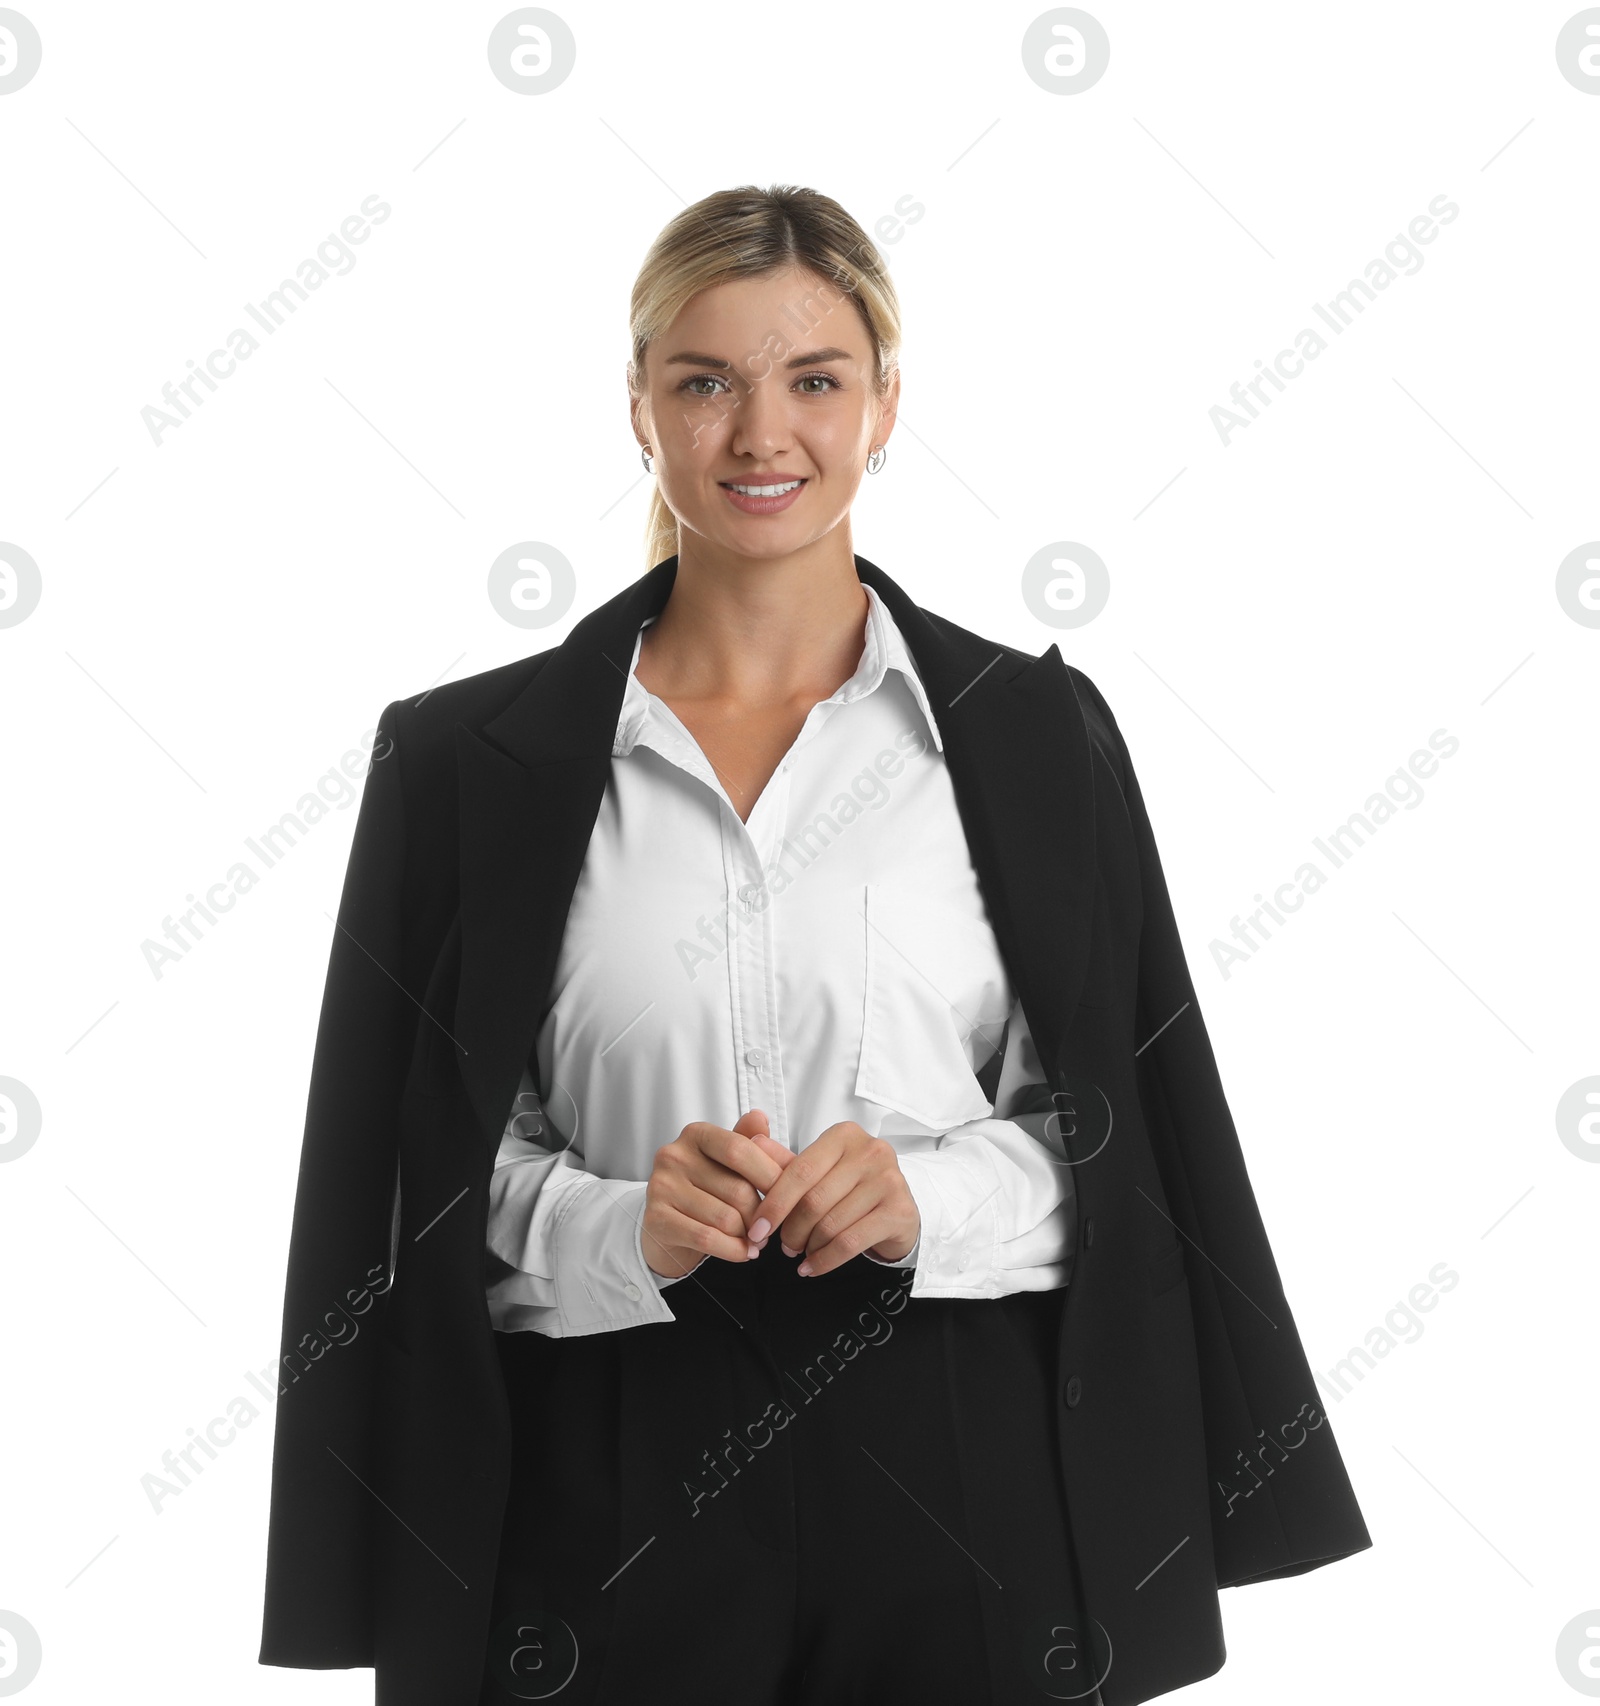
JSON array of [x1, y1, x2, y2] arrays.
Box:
[[641, 1111, 919, 1281]]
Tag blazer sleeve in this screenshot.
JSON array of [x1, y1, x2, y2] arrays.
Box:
[[1076, 671, 1373, 1588], [259, 701, 413, 1668]]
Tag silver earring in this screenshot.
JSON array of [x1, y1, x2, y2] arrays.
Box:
[[866, 443, 886, 475], [640, 445, 654, 473]]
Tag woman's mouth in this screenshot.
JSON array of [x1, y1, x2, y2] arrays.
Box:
[[719, 477, 807, 515]]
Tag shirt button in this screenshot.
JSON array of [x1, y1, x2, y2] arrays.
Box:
[[1062, 1375, 1083, 1408], [1083, 1216, 1096, 1248], [738, 884, 762, 909], [744, 1047, 767, 1070], [957, 1252, 970, 1271], [623, 1282, 641, 1301]]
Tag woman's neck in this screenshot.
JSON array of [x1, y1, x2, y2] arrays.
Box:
[[635, 535, 871, 712]]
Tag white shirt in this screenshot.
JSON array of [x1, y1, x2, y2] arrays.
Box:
[[485, 582, 1075, 1338]]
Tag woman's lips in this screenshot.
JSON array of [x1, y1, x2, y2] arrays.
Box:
[[718, 477, 807, 516]]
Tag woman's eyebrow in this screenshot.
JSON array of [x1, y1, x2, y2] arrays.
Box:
[[662, 346, 855, 370], [782, 347, 853, 368]]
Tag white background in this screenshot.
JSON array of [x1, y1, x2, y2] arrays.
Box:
[[2, 2, 1597, 1701]]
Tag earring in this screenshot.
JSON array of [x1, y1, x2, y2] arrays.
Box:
[[640, 444, 655, 473], [866, 443, 886, 475]]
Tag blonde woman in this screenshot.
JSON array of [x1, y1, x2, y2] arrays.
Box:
[[259, 185, 1370, 1706]]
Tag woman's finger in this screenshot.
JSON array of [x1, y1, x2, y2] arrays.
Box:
[[762, 1149, 859, 1253], [797, 1189, 910, 1277], [696, 1122, 790, 1195], [755, 1120, 881, 1243], [643, 1196, 758, 1270]]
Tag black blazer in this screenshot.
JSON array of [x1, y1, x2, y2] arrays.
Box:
[[258, 554, 1371, 1705]]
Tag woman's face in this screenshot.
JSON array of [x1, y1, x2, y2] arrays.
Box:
[[631, 263, 898, 561]]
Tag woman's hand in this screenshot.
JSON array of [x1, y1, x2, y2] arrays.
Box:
[[744, 1120, 920, 1277], [641, 1109, 791, 1279]]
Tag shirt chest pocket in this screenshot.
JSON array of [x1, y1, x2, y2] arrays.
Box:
[[854, 881, 1015, 1131]]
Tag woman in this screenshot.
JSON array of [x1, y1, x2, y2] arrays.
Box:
[[259, 186, 1371, 1706]]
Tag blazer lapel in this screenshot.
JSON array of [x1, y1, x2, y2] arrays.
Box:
[[854, 559, 1098, 1087], [451, 554, 1097, 1152]]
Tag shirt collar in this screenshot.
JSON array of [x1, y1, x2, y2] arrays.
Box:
[[612, 579, 944, 758]]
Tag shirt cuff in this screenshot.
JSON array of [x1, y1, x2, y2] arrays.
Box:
[[488, 1176, 683, 1338], [895, 1144, 1004, 1298]]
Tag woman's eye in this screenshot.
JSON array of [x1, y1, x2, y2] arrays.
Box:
[[678, 372, 839, 398]]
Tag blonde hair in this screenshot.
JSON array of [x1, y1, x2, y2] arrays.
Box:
[[626, 183, 903, 570]]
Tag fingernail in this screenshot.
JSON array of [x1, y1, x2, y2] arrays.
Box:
[[750, 1218, 771, 1241], [797, 1260, 813, 1277], [781, 1242, 799, 1258], [747, 1241, 760, 1259]]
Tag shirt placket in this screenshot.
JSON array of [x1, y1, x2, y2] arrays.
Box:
[[633, 681, 855, 1162], [724, 758, 794, 1153]]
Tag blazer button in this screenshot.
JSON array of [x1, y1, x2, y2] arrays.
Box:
[[1062, 1374, 1083, 1408], [1083, 1216, 1096, 1248]]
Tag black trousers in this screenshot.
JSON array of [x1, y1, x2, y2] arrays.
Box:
[[479, 1242, 1104, 1705]]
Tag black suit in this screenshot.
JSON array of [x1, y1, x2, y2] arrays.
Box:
[[258, 554, 1371, 1705]]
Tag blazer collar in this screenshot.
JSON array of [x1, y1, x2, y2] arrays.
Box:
[[451, 553, 1097, 1151]]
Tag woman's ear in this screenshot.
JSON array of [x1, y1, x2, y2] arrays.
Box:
[[876, 366, 901, 445]]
